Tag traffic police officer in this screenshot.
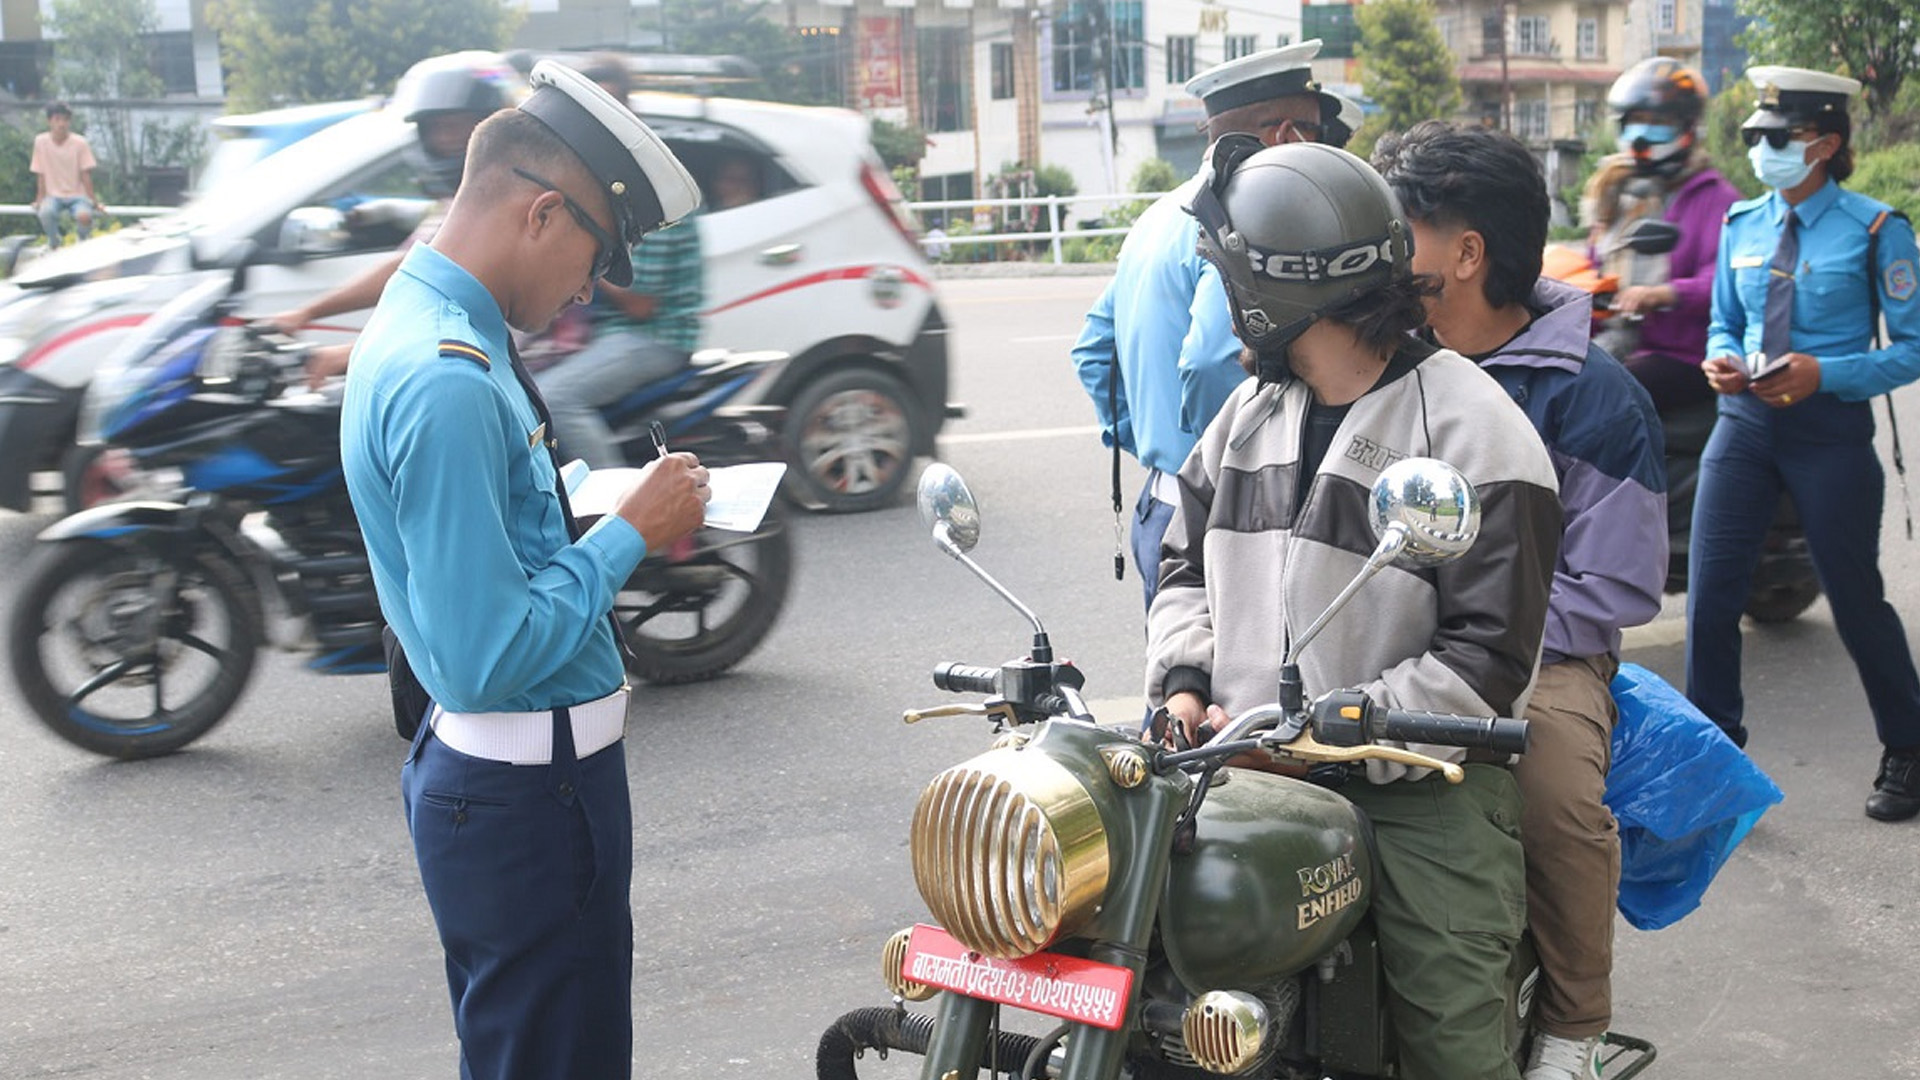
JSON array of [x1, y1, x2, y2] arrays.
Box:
[[1691, 64, 1920, 821], [1070, 40, 1354, 614], [341, 60, 709, 1077]]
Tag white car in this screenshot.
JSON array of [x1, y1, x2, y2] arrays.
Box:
[[0, 66, 955, 514]]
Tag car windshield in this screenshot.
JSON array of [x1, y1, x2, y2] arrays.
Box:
[[156, 111, 413, 239]]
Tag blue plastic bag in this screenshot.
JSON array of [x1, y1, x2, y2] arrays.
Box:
[[1603, 663, 1784, 930]]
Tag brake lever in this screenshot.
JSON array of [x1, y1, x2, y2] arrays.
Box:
[[1257, 729, 1466, 783]]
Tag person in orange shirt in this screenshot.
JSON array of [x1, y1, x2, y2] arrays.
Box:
[[30, 102, 102, 248]]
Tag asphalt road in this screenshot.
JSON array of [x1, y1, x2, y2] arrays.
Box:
[[2, 274, 1917, 1079]]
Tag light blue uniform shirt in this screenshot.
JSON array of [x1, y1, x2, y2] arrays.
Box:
[[1707, 179, 1920, 401], [1071, 177, 1248, 476], [341, 243, 646, 714]]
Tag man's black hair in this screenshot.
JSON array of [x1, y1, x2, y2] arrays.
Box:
[[1370, 120, 1549, 310], [45, 101, 71, 118]]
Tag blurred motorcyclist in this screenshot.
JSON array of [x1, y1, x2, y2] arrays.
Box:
[[268, 54, 517, 382], [1581, 57, 1741, 414]]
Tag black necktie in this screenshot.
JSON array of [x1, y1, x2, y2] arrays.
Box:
[[1760, 207, 1799, 360], [504, 340, 636, 663]]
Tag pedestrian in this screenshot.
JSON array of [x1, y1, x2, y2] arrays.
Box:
[[1149, 137, 1562, 1080], [1691, 64, 1920, 822], [1375, 119, 1668, 1080], [30, 101, 101, 249], [339, 59, 708, 1079], [1070, 39, 1355, 614], [1582, 57, 1742, 415]]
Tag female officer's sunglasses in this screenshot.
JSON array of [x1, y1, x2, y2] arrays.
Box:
[[1741, 126, 1820, 151], [514, 167, 618, 281]]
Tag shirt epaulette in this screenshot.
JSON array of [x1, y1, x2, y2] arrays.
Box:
[[438, 339, 491, 370], [1725, 195, 1768, 223]]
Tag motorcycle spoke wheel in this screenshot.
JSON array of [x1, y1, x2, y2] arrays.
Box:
[[614, 511, 792, 685], [8, 540, 260, 759]]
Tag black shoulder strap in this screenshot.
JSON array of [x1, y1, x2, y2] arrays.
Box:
[[1866, 209, 1914, 539]]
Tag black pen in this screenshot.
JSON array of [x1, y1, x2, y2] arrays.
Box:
[[650, 420, 669, 459]]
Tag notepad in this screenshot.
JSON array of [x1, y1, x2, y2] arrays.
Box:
[[563, 460, 787, 533]]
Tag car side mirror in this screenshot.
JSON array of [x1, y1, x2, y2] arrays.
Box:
[[278, 207, 350, 259]]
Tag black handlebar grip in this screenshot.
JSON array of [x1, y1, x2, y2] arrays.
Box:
[[932, 662, 1001, 695], [1381, 709, 1530, 755]]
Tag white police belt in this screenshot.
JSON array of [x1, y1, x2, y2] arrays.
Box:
[[1149, 469, 1182, 505], [429, 689, 629, 765]]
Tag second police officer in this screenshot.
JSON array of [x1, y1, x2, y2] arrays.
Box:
[[1692, 64, 1920, 822]]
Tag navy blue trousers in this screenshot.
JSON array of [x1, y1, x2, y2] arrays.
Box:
[[403, 707, 634, 1080], [1685, 398, 1920, 750]]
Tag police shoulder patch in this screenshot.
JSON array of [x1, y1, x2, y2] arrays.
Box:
[[1886, 259, 1918, 303], [438, 339, 491, 370]]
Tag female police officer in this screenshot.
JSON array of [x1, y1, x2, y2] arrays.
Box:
[[341, 62, 710, 1077], [1691, 64, 1920, 822]]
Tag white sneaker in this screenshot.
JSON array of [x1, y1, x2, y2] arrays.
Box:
[[1523, 1032, 1602, 1080]]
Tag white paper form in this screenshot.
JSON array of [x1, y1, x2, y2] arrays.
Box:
[[564, 460, 788, 532]]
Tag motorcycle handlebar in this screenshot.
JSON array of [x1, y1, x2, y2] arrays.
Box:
[[932, 662, 1000, 696], [1380, 709, 1530, 755]]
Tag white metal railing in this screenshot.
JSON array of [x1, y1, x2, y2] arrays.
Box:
[[0, 204, 174, 219], [906, 190, 1174, 265]]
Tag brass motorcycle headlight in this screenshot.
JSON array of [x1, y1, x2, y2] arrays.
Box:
[[881, 927, 938, 1001], [910, 746, 1109, 960]]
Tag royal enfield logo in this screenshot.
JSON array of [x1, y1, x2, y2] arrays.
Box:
[[1345, 435, 1405, 472], [1248, 236, 1397, 283], [1297, 853, 1363, 930]]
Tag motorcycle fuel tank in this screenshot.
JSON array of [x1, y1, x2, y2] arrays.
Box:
[[1160, 769, 1375, 990]]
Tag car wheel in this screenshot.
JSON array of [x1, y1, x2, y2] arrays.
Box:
[[785, 367, 918, 514]]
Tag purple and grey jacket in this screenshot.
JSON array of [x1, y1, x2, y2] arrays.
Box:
[[1596, 167, 1743, 366], [1475, 277, 1669, 664]]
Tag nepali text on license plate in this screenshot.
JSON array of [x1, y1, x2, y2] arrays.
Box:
[[901, 924, 1134, 1031]]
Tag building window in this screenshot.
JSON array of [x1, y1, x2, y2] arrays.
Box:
[[1051, 0, 1145, 93], [1517, 98, 1550, 140], [1301, 3, 1360, 60], [1575, 97, 1600, 131], [1226, 34, 1258, 60], [1657, 0, 1677, 32], [147, 31, 196, 95], [1514, 15, 1551, 56], [919, 171, 974, 230], [1276, 33, 1293, 46], [1576, 17, 1599, 59], [991, 42, 1015, 100], [1166, 35, 1195, 84], [917, 26, 971, 134]]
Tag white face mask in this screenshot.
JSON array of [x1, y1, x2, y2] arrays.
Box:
[[1749, 138, 1816, 191]]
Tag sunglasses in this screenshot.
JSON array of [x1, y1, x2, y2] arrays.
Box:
[[1259, 117, 1325, 144], [1740, 126, 1821, 150], [513, 167, 619, 281]]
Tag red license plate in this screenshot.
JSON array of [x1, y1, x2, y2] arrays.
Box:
[[900, 923, 1135, 1030]]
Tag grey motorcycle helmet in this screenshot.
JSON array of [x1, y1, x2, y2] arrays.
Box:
[[1188, 136, 1413, 365]]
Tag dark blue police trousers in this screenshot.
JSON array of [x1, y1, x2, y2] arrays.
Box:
[[1686, 399, 1920, 750], [403, 705, 634, 1080]]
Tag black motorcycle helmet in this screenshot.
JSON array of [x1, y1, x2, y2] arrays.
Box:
[[1606, 57, 1707, 178], [1188, 137, 1413, 373], [391, 53, 518, 196]]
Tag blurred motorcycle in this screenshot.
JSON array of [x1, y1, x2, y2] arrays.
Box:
[[8, 255, 791, 759]]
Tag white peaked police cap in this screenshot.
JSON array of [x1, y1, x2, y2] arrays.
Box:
[[1184, 39, 1326, 116], [518, 59, 702, 286]]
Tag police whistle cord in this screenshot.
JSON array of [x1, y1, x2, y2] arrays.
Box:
[[1110, 358, 1126, 580], [1885, 395, 1913, 540]]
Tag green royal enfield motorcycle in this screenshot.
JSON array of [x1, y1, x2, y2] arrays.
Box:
[[817, 460, 1656, 1080]]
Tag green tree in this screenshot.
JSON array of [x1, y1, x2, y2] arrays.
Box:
[[44, 0, 199, 204], [1355, 0, 1461, 134], [208, 0, 520, 111], [657, 0, 838, 106], [1737, 0, 1917, 121]]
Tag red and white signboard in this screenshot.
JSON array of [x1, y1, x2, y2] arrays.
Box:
[[901, 924, 1135, 1031]]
